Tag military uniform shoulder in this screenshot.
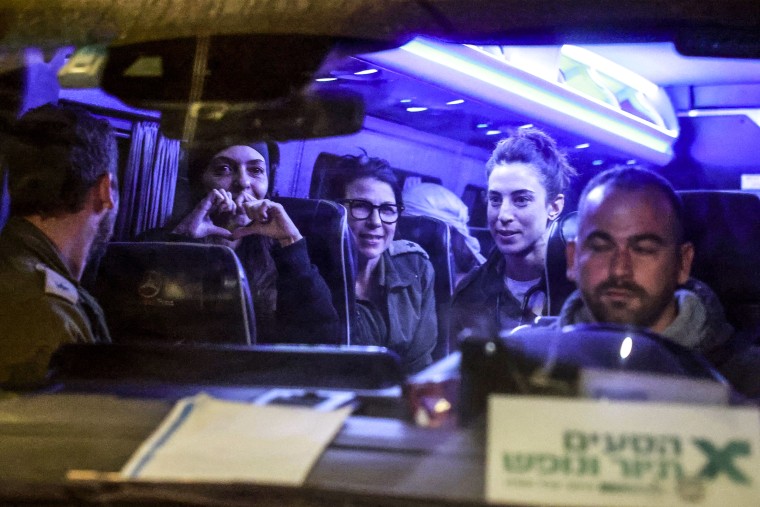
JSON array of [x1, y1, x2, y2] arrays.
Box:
[[388, 239, 429, 259], [36, 263, 79, 305]]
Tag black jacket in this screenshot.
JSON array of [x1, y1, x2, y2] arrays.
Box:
[[450, 249, 546, 342]]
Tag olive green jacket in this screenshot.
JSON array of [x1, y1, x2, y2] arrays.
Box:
[[0, 218, 110, 388]]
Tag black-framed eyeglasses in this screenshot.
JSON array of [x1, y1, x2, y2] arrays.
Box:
[[338, 199, 404, 224]]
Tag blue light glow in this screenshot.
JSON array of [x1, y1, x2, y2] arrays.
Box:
[[315, 77, 337, 82], [476, 123, 489, 128], [486, 130, 501, 135], [354, 69, 378, 75], [406, 107, 428, 112], [384, 39, 677, 159], [446, 99, 465, 105], [400, 99, 412, 103], [592, 160, 604, 166], [575, 143, 590, 149]]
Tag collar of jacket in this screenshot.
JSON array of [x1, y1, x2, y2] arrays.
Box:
[[3, 217, 77, 283], [477, 248, 509, 296], [379, 247, 421, 290]]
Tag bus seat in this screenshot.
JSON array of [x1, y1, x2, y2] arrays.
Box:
[[275, 197, 355, 345], [678, 191, 760, 338], [545, 211, 578, 316], [90, 242, 256, 345], [468, 226, 494, 257], [395, 214, 454, 359]]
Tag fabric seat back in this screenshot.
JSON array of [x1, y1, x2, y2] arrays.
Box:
[[90, 242, 256, 345], [276, 197, 354, 345], [544, 211, 578, 316], [395, 214, 454, 359], [678, 190, 760, 338]]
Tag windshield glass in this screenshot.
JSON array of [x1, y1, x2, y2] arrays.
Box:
[[2, 8, 759, 395]]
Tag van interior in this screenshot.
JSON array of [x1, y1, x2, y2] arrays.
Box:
[[1, 2, 760, 502]]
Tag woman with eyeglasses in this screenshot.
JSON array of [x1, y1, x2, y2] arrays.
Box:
[[327, 155, 437, 374]]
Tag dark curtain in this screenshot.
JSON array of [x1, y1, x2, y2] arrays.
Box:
[[114, 122, 180, 240], [0, 169, 9, 233]]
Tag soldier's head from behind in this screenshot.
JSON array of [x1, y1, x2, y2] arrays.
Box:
[[4, 103, 119, 264], [566, 166, 694, 333]]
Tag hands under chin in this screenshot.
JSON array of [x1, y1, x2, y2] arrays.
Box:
[[173, 190, 302, 247]]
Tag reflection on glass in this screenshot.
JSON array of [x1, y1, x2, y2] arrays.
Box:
[[620, 336, 633, 359]]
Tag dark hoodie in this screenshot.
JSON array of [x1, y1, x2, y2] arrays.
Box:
[[557, 278, 760, 400], [556, 277, 733, 355]]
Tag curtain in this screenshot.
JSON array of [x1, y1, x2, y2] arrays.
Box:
[[0, 169, 9, 233], [115, 122, 180, 240]]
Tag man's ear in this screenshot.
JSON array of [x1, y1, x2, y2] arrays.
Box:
[[678, 241, 694, 285], [547, 193, 565, 222], [94, 173, 116, 213], [566, 240, 577, 282]]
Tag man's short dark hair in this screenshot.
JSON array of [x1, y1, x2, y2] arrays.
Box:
[[3, 103, 117, 218], [578, 165, 686, 244]]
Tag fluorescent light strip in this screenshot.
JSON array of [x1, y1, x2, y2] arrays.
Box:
[[683, 108, 760, 128], [399, 39, 675, 155], [561, 45, 660, 97]]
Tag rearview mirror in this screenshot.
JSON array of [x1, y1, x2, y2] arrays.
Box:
[[95, 35, 369, 141]]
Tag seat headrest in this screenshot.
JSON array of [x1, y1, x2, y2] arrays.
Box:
[[396, 214, 454, 299], [678, 191, 760, 329], [275, 197, 354, 344], [545, 212, 578, 315]]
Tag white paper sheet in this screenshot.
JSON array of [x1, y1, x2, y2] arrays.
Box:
[[121, 393, 351, 485]]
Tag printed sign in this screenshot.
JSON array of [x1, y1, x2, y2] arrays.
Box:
[[486, 396, 760, 506]]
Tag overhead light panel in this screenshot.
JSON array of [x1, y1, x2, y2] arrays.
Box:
[[359, 38, 679, 165]]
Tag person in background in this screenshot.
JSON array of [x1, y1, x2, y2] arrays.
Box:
[[327, 155, 437, 374], [402, 182, 486, 287], [451, 128, 576, 341], [0, 104, 118, 388], [146, 142, 339, 344]]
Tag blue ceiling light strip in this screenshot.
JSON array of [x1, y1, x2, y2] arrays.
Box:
[[360, 38, 678, 165]]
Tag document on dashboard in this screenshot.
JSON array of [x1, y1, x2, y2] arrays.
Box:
[[120, 393, 351, 485]]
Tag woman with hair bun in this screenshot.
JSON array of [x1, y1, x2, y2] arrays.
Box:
[[451, 128, 577, 341]]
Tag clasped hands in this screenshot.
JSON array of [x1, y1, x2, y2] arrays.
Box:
[[173, 190, 302, 247]]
